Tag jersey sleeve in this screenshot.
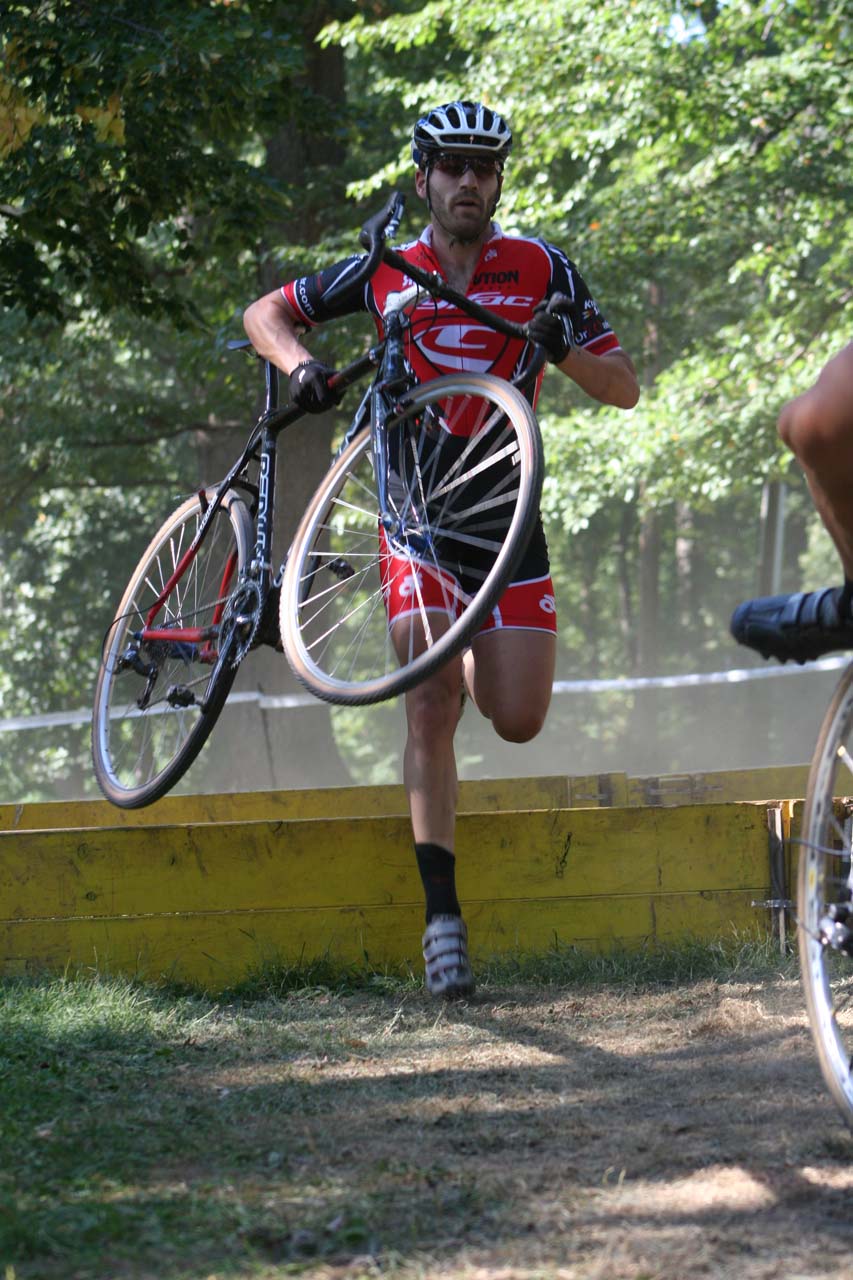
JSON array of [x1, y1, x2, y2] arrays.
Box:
[[538, 240, 621, 356], [281, 254, 372, 327]]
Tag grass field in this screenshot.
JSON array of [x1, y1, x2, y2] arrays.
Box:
[[3, 940, 853, 1280]]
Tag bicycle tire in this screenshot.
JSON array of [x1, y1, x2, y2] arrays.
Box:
[[92, 489, 254, 808], [279, 371, 544, 705], [799, 658, 853, 1125]]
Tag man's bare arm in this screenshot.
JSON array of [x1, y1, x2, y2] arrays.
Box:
[[243, 290, 313, 376], [556, 347, 640, 409]]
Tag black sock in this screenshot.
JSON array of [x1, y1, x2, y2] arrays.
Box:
[[415, 842, 461, 923]]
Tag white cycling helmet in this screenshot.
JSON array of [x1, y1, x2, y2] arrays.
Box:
[[412, 100, 513, 169]]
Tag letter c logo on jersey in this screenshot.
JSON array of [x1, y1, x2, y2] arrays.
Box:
[[414, 323, 501, 374], [539, 593, 556, 615]]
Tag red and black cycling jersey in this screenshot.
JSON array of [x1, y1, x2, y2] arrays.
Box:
[[281, 223, 621, 427]]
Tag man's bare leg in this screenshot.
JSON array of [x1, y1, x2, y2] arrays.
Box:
[[467, 629, 556, 741], [391, 612, 472, 993], [778, 342, 853, 577], [403, 652, 464, 852]]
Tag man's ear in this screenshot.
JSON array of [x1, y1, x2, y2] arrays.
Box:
[[414, 168, 428, 200]]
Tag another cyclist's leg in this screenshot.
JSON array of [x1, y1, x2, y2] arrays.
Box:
[[732, 342, 853, 663], [781, 341, 853, 578]]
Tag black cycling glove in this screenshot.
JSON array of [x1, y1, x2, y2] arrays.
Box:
[[289, 360, 340, 413], [527, 296, 577, 365]]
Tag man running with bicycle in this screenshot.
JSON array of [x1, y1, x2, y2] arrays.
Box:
[[244, 101, 639, 997]]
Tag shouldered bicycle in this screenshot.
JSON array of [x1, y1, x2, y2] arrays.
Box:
[[91, 192, 555, 808]]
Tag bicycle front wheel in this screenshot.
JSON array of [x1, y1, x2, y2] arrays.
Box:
[[799, 659, 853, 1125], [280, 372, 543, 705], [92, 490, 254, 808]]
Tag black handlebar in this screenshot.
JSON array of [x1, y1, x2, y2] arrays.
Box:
[[358, 190, 406, 254], [320, 192, 407, 311]]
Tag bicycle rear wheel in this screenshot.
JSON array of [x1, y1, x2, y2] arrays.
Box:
[[799, 659, 853, 1125], [279, 371, 543, 705], [92, 489, 254, 808]]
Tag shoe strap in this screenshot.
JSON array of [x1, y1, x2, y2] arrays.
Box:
[[792, 587, 841, 628]]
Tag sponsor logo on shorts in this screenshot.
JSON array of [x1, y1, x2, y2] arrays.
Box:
[[399, 571, 424, 599]]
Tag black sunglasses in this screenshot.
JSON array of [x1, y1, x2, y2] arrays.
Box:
[[432, 153, 503, 179]]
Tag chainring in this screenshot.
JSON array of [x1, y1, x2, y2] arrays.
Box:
[[220, 578, 264, 667]]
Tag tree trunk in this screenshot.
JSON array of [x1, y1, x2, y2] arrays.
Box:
[[636, 281, 663, 676], [618, 500, 638, 670], [197, 5, 353, 792], [758, 479, 786, 596], [636, 504, 661, 675], [675, 500, 694, 628]]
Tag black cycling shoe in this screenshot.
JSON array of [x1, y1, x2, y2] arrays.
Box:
[[730, 586, 853, 664]]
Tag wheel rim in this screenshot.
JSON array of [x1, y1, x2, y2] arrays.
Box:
[[799, 666, 853, 1122], [282, 374, 540, 704], [93, 497, 245, 801]]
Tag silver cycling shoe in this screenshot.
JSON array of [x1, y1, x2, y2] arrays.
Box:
[[422, 914, 475, 998]]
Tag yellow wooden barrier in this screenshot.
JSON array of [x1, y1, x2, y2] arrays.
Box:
[[0, 803, 773, 991], [0, 776, 568, 832], [0, 763, 811, 833]]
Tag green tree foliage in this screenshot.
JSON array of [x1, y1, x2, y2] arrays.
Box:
[[316, 0, 853, 779], [3, 0, 853, 797], [330, 0, 853, 501], [0, 0, 355, 798], [0, 0, 309, 320]]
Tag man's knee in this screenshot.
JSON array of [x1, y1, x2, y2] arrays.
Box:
[[406, 676, 461, 744], [491, 703, 548, 744]]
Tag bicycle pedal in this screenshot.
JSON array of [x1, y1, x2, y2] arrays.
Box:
[[166, 685, 197, 709], [328, 558, 355, 580]]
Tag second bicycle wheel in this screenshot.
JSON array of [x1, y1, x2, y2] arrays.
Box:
[[280, 372, 543, 704], [92, 489, 254, 808], [799, 659, 853, 1126]]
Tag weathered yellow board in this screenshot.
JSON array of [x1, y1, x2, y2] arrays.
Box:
[[0, 776, 571, 832], [0, 763, 811, 834], [626, 765, 810, 807], [0, 804, 771, 989], [0, 891, 763, 993]]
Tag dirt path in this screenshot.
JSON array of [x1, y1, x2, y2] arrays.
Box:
[[181, 971, 853, 1279]]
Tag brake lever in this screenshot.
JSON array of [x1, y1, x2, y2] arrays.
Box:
[[546, 291, 572, 316]]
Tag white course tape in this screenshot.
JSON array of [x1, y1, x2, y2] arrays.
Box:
[[2, 655, 849, 734]]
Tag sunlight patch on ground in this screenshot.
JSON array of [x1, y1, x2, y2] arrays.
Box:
[[614, 1165, 777, 1214]]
